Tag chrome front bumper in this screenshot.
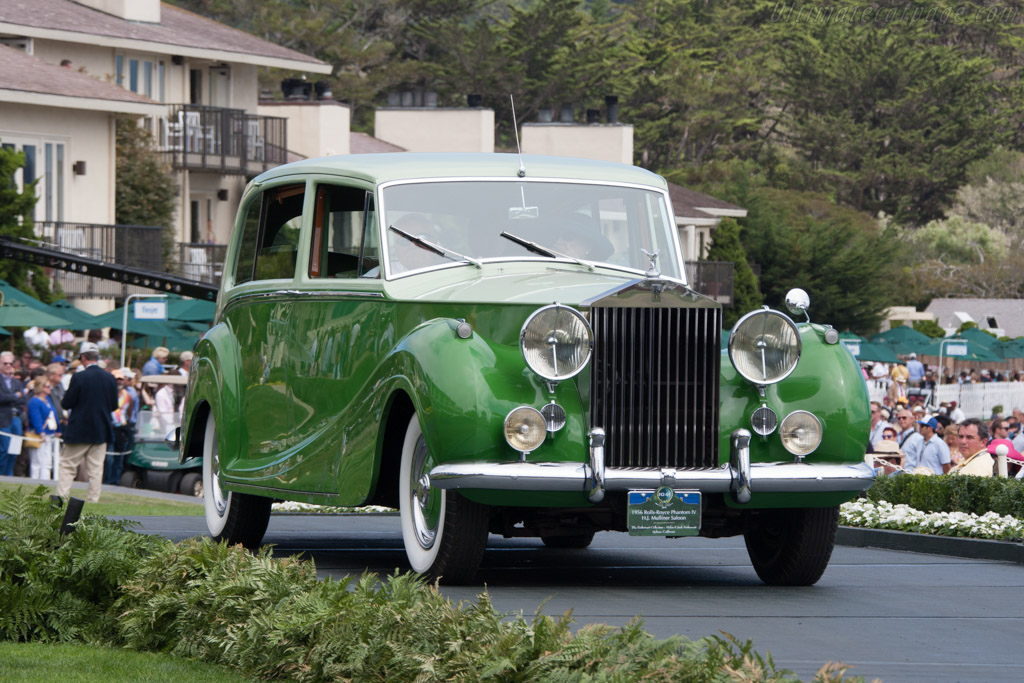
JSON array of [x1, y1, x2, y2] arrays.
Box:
[[428, 428, 876, 504]]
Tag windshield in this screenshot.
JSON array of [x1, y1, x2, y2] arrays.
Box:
[[379, 180, 682, 280]]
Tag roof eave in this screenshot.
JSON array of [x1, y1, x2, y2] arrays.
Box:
[[675, 215, 720, 227], [0, 88, 165, 115], [0, 21, 332, 74], [695, 207, 747, 218]]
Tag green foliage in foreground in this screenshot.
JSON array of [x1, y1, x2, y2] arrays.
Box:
[[0, 487, 858, 682], [866, 474, 1024, 519], [0, 641, 246, 682], [0, 483, 204, 517]]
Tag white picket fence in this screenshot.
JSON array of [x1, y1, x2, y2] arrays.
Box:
[[867, 380, 1024, 419]]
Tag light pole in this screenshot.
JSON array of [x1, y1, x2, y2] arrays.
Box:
[[121, 293, 168, 368], [938, 339, 967, 386]]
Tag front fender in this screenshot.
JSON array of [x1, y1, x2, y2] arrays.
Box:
[[719, 324, 870, 467], [180, 322, 244, 465], [382, 318, 588, 466]]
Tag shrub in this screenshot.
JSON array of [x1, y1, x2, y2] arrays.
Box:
[[866, 475, 1024, 518], [1, 488, 849, 681]]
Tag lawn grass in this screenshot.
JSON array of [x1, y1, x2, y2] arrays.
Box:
[[0, 482, 204, 517], [0, 642, 249, 682]]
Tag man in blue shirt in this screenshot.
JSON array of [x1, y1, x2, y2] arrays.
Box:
[[906, 352, 925, 386], [896, 409, 925, 471], [917, 416, 951, 474]]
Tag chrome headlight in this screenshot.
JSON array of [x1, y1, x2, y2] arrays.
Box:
[[779, 411, 822, 457], [728, 309, 801, 385], [504, 406, 546, 453], [520, 304, 592, 382]]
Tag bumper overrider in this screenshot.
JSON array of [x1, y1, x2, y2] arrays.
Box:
[[428, 428, 876, 504]]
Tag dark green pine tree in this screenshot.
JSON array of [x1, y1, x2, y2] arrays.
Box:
[[0, 144, 55, 302], [114, 117, 178, 263], [704, 217, 762, 329]]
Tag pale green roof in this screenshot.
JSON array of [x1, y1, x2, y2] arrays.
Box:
[[255, 153, 668, 189]]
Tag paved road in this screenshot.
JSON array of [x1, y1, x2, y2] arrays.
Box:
[[130, 513, 1024, 682]]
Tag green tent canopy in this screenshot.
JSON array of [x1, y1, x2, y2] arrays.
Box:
[[914, 338, 1004, 363]]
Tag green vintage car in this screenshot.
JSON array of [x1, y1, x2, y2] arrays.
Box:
[[176, 153, 874, 585]]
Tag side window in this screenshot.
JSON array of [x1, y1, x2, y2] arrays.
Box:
[[359, 194, 379, 277], [232, 196, 262, 286], [253, 184, 304, 281], [308, 184, 373, 279]]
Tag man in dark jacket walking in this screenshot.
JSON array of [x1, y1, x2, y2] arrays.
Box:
[[56, 342, 118, 502]]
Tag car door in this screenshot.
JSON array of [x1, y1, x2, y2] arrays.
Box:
[[284, 180, 391, 499], [223, 182, 304, 477]]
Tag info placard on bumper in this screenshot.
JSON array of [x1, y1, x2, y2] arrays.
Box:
[[627, 488, 701, 536]]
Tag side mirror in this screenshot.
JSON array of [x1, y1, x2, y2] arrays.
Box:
[[785, 288, 810, 322]]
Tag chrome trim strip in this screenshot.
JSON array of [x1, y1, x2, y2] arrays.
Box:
[[221, 480, 340, 498], [428, 460, 876, 495], [229, 290, 385, 304]]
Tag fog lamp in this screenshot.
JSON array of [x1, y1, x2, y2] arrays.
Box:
[[779, 410, 823, 457], [504, 406, 546, 453]]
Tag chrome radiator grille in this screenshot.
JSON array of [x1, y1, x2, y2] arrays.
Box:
[[590, 306, 721, 469]]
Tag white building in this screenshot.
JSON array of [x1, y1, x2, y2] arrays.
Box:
[[0, 0, 330, 310]]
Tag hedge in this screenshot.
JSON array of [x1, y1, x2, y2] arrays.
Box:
[[0, 487, 858, 682], [865, 474, 1024, 518]]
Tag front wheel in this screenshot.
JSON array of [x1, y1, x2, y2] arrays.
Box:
[[398, 414, 488, 584], [202, 414, 271, 550], [743, 506, 839, 586]]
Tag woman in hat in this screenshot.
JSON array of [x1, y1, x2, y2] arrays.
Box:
[[869, 440, 906, 476]]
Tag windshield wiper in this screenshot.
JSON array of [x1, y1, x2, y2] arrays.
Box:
[[389, 226, 482, 269], [500, 231, 591, 269]]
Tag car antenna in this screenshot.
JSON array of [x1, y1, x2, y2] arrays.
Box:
[[510, 94, 526, 177]]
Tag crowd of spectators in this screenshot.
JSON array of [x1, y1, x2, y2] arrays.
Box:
[[866, 398, 1024, 480], [865, 354, 1024, 401], [0, 336, 191, 502]]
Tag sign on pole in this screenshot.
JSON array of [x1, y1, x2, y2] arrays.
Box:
[[945, 343, 968, 357], [134, 300, 167, 320]]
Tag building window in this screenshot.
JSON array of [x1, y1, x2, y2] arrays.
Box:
[[3, 136, 66, 222], [116, 53, 166, 102]]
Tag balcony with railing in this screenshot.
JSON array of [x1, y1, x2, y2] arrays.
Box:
[[173, 243, 227, 286], [34, 221, 164, 298], [685, 260, 734, 305], [158, 105, 287, 175], [32, 222, 227, 298]]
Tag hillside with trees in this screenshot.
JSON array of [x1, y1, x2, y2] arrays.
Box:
[[169, 0, 1024, 333]]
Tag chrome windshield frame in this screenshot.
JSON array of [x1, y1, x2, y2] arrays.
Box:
[[376, 177, 688, 284]]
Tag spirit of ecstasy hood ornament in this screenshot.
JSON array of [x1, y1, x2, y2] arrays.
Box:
[[641, 248, 660, 279]]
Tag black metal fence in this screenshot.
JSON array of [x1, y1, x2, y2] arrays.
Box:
[[159, 105, 287, 175], [172, 243, 227, 285]]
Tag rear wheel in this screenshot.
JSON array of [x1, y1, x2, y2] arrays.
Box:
[[399, 414, 488, 584], [202, 415, 270, 550], [119, 470, 143, 489], [541, 532, 595, 549], [179, 472, 203, 497], [743, 506, 839, 586]]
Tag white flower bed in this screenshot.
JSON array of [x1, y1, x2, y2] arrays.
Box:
[[841, 499, 1024, 541], [272, 500, 395, 514]]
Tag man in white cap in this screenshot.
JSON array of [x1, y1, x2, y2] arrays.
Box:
[[906, 352, 925, 387], [56, 342, 118, 503]]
